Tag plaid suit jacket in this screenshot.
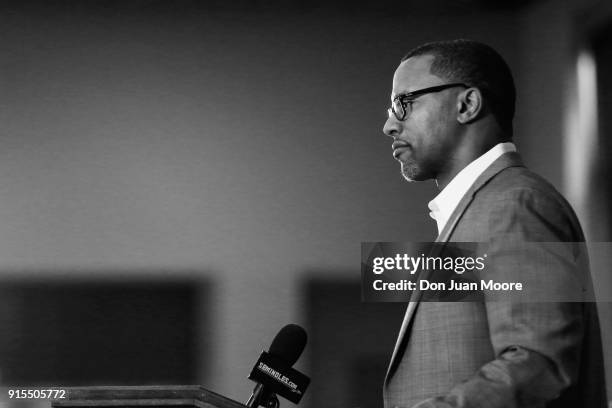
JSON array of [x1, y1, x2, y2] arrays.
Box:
[[383, 152, 607, 408]]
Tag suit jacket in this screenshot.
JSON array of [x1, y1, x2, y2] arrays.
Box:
[[383, 152, 607, 408]]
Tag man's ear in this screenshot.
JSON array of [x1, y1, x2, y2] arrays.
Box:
[[456, 87, 483, 124]]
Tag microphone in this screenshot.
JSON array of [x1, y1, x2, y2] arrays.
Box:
[[269, 324, 307, 366], [246, 324, 310, 408]]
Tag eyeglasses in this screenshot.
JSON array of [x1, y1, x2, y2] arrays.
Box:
[[387, 83, 468, 121]]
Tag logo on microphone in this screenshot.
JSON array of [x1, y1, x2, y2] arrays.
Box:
[[248, 351, 310, 403], [256, 362, 301, 394]]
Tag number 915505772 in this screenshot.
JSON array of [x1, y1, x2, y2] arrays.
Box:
[[7, 389, 66, 399]]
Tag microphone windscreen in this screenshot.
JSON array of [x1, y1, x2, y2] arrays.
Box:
[[268, 324, 307, 366]]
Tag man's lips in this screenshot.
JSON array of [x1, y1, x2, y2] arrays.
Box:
[[392, 140, 411, 159]]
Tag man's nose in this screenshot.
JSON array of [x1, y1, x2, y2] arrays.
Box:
[[383, 116, 400, 138]]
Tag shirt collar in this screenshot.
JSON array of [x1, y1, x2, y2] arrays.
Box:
[[428, 142, 517, 234]]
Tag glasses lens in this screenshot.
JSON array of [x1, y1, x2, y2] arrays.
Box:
[[392, 99, 405, 121]]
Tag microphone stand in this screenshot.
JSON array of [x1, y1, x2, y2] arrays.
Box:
[[246, 384, 279, 408]]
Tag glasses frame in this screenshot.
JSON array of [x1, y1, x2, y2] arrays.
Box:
[[388, 82, 469, 121]]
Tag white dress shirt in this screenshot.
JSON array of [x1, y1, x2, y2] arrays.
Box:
[[428, 142, 517, 234]]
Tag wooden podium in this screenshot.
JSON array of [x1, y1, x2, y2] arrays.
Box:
[[52, 386, 248, 408]]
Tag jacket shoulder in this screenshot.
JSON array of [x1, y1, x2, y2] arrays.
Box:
[[480, 166, 574, 211], [462, 166, 585, 242]]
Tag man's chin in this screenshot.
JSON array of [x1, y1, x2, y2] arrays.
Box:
[[401, 173, 417, 182], [401, 163, 425, 182]]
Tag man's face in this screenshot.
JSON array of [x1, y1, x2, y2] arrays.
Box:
[[383, 55, 461, 182]]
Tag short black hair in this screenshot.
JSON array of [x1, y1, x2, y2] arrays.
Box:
[[402, 39, 515, 134]]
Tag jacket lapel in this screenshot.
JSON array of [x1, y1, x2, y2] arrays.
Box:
[[435, 152, 524, 243], [384, 152, 525, 385]]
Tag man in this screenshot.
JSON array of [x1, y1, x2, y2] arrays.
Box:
[[381, 39, 607, 408]]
